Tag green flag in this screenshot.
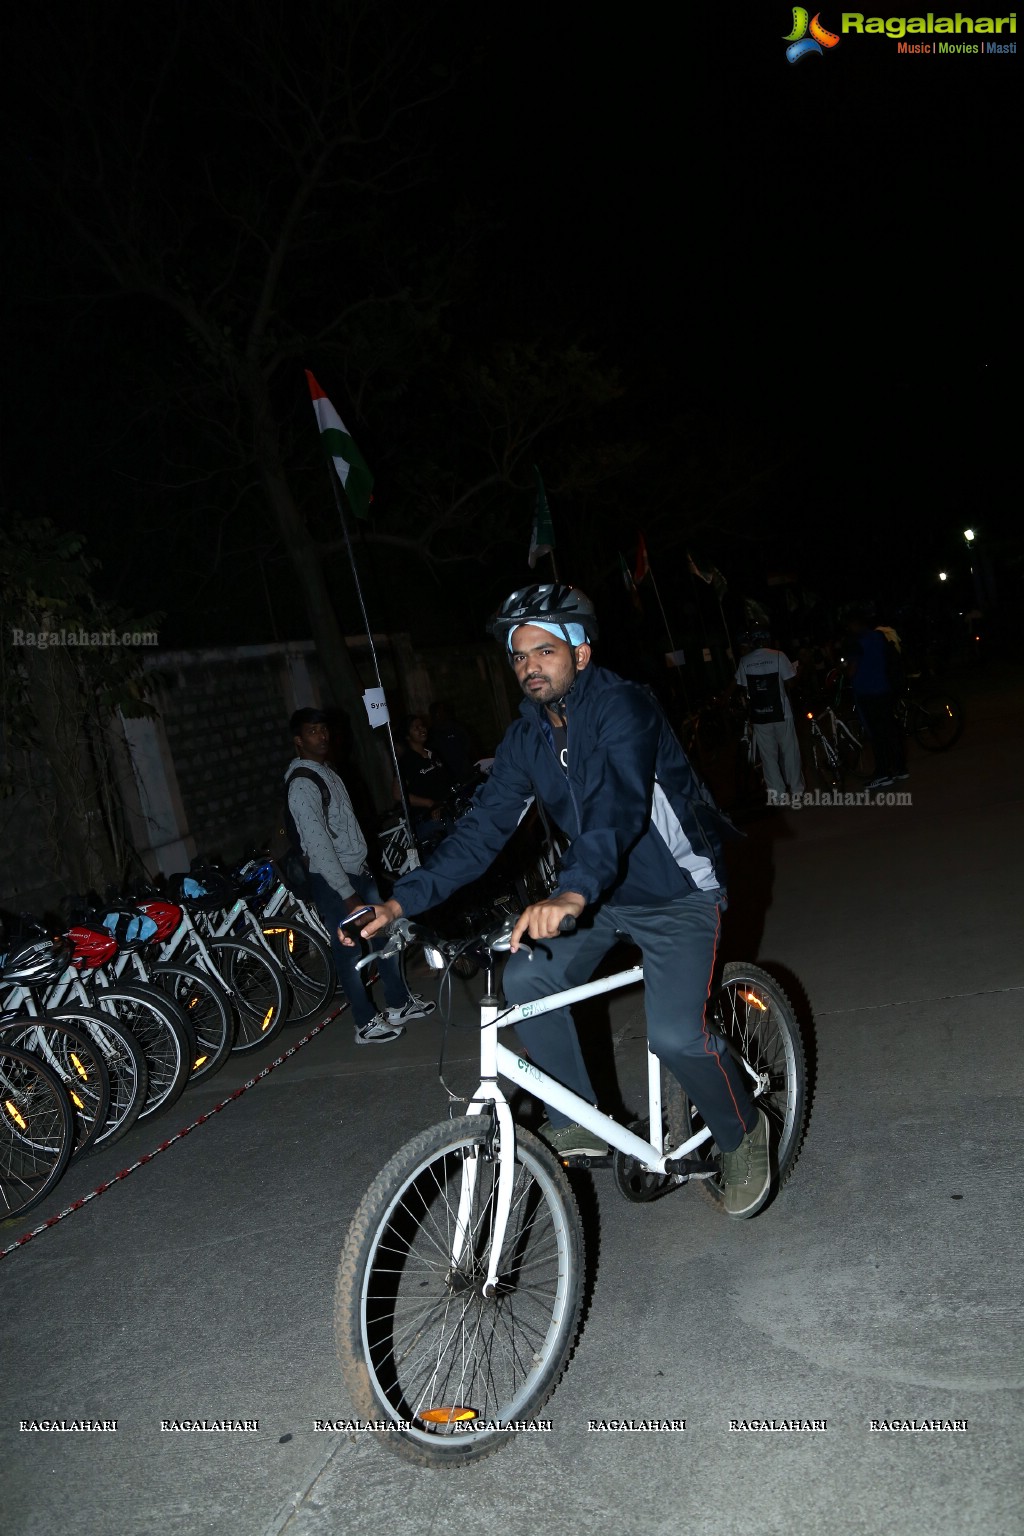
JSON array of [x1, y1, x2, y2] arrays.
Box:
[[305, 370, 374, 521], [528, 466, 555, 569]]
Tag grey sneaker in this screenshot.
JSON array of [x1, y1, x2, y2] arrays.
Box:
[[720, 1110, 771, 1218], [539, 1121, 609, 1159], [355, 1012, 405, 1046], [387, 992, 436, 1022], [866, 775, 894, 790]]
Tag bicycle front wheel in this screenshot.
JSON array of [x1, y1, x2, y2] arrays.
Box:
[[260, 921, 335, 1025], [335, 1118, 584, 1467], [210, 939, 288, 1053], [666, 963, 808, 1209], [0, 1017, 110, 1157], [0, 1047, 75, 1219], [812, 735, 843, 792], [149, 963, 235, 1083]]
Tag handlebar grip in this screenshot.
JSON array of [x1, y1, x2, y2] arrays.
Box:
[[557, 915, 577, 935]]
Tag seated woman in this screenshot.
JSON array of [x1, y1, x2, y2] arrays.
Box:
[[394, 714, 459, 848]]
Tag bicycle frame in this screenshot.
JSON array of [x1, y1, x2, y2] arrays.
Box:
[[422, 956, 766, 1295]]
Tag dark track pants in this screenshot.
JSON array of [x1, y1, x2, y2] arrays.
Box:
[[504, 888, 756, 1155]]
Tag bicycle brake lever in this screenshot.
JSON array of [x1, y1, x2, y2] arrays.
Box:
[[353, 917, 413, 970]]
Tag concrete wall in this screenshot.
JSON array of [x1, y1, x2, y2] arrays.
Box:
[[1, 634, 515, 918]]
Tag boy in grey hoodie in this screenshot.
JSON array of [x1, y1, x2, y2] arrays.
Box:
[[286, 708, 433, 1045]]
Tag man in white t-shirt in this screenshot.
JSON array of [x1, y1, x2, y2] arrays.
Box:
[[735, 629, 805, 801]]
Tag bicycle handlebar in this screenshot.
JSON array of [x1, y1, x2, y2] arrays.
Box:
[[354, 911, 577, 971]]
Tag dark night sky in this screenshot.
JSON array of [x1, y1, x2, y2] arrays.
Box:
[[2, 4, 1017, 653]]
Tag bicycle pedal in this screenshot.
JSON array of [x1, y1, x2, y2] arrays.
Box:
[[560, 1153, 613, 1170], [664, 1155, 718, 1180]]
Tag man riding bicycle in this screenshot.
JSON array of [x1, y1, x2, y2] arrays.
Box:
[[351, 584, 771, 1217]]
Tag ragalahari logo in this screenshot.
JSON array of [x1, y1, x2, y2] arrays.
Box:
[[784, 8, 841, 61]]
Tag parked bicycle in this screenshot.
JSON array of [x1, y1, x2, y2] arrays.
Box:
[[335, 915, 808, 1466]]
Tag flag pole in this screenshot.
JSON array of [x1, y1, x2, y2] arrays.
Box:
[[322, 464, 417, 854], [648, 564, 692, 711]]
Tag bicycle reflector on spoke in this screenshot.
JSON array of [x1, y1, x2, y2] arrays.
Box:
[[69, 1054, 90, 1082], [261, 1008, 274, 1033], [738, 989, 768, 1011], [4, 1098, 28, 1131], [419, 1408, 478, 1426]]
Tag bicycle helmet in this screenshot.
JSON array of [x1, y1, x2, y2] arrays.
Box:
[[135, 899, 183, 942], [488, 584, 598, 650], [2, 936, 74, 985], [65, 926, 119, 971]]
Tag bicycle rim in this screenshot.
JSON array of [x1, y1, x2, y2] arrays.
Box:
[[0, 1047, 75, 1219], [336, 1120, 583, 1465], [150, 965, 235, 1083], [0, 1019, 110, 1157]]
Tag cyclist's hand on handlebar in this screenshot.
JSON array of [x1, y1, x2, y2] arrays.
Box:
[[338, 898, 403, 945], [509, 893, 585, 953]]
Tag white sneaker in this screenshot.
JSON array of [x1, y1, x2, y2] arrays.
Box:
[[355, 1013, 405, 1045], [387, 993, 436, 1022]]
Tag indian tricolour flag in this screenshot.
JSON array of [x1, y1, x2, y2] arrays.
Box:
[[305, 370, 374, 521]]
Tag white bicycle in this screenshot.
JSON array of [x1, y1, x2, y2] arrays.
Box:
[[335, 916, 809, 1467]]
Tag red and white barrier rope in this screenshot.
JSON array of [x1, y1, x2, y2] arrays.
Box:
[[0, 1005, 346, 1262]]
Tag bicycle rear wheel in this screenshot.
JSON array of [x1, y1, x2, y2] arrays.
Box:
[[0, 1047, 75, 1219], [335, 1118, 583, 1467], [210, 939, 287, 1053], [908, 691, 964, 751], [666, 963, 808, 1209]]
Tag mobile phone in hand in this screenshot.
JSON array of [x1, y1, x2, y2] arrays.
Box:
[[338, 905, 374, 932]]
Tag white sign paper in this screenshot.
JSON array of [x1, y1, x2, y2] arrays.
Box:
[[362, 687, 390, 728]]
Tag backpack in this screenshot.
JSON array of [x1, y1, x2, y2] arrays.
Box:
[[745, 656, 786, 724], [270, 766, 331, 895]]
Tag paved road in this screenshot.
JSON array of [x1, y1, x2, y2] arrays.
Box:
[[4, 669, 1022, 1536]]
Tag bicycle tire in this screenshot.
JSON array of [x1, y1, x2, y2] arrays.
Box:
[[666, 963, 808, 1210], [90, 985, 192, 1122], [335, 1118, 584, 1467], [908, 691, 964, 751], [0, 1016, 110, 1157], [209, 939, 288, 1053], [260, 921, 336, 1025], [0, 1046, 75, 1219], [36, 1004, 149, 1150], [149, 963, 235, 1083]]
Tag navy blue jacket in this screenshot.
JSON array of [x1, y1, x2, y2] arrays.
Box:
[[393, 663, 731, 916]]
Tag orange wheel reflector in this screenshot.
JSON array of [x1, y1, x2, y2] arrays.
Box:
[[193, 1055, 208, 1070], [287, 931, 295, 954], [70, 1053, 90, 1081], [738, 989, 768, 1011], [71, 1091, 85, 1109], [4, 1100, 27, 1131], [261, 1009, 274, 1031], [420, 1407, 478, 1424], [188, 996, 199, 1009]]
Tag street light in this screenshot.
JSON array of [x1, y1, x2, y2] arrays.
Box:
[[939, 571, 948, 581], [963, 528, 976, 543]]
